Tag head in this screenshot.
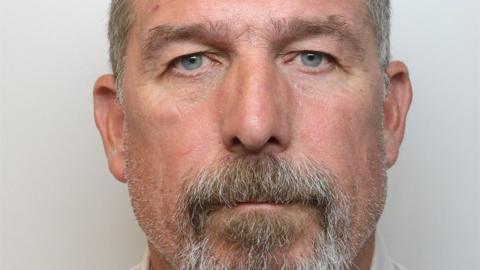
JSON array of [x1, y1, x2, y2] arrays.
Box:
[[94, 0, 412, 269]]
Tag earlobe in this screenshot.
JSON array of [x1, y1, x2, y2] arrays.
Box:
[[93, 74, 127, 183], [383, 61, 413, 168], [108, 149, 126, 182]]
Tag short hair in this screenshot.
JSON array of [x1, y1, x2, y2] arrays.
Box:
[[108, 0, 391, 102]]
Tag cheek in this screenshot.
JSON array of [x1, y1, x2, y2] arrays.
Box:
[[293, 87, 385, 194], [297, 92, 382, 163], [293, 90, 386, 251], [125, 93, 221, 193], [124, 96, 222, 243]]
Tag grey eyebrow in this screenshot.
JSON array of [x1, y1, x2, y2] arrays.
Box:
[[141, 21, 233, 66], [269, 16, 366, 60], [140, 15, 365, 69]]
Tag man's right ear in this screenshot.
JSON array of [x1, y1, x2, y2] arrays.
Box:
[[93, 75, 126, 183]]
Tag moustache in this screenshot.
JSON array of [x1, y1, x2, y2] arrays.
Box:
[[177, 155, 342, 234]]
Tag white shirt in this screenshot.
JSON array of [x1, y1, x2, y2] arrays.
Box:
[[130, 233, 406, 270], [370, 233, 407, 270]]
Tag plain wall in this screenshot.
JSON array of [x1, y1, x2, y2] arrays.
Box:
[[1, 1, 479, 269]]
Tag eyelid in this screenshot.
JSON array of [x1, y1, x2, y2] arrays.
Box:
[[164, 51, 222, 77], [282, 50, 335, 64], [278, 50, 338, 76], [169, 51, 208, 69]]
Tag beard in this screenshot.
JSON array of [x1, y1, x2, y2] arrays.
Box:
[[170, 155, 352, 270]]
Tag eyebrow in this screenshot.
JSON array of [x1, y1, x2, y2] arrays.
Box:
[[141, 21, 233, 65], [269, 16, 365, 59], [141, 15, 365, 68]]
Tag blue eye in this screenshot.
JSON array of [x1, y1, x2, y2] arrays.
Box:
[[179, 54, 203, 70], [300, 52, 325, 67]]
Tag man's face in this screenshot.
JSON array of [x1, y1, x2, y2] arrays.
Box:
[[94, 0, 412, 269]]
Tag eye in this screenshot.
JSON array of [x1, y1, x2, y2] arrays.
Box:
[[177, 53, 204, 71], [282, 50, 336, 74], [167, 52, 221, 78], [299, 52, 327, 67]]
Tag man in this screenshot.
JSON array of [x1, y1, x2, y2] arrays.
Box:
[[93, 0, 412, 269]]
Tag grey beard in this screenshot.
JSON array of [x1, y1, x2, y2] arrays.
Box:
[[174, 155, 351, 270]]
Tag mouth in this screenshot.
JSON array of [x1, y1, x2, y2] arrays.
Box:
[[233, 201, 288, 208], [222, 201, 303, 213], [207, 197, 316, 210], [198, 198, 320, 218]]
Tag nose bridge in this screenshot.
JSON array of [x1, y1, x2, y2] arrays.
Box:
[[220, 52, 291, 153], [238, 55, 278, 122]]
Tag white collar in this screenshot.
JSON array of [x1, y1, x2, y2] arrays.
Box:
[[370, 231, 407, 270]]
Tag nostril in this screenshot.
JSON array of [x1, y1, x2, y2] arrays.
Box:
[[232, 137, 242, 146], [229, 136, 281, 153], [267, 137, 280, 145]]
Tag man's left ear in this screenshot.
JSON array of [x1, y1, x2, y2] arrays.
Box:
[[383, 61, 413, 168]]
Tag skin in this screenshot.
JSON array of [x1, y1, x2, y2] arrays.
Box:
[[93, 0, 412, 269]]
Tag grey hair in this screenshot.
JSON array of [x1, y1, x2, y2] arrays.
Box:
[[108, 0, 135, 103], [107, 0, 391, 102], [365, 0, 392, 68]]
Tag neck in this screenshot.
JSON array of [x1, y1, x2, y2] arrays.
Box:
[[148, 242, 173, 270], [351, 232, 376, 270]]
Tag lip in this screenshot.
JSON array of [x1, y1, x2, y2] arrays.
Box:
[[231, 202, 289, 210]]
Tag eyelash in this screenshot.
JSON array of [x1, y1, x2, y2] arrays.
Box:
[[167, 51, 219, 77], [164, 50, 337, 78], [283, 51, 337, 73]]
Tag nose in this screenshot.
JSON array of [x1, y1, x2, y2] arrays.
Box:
[[220, 56, 292, 154]]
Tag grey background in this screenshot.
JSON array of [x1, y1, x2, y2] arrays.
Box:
[[1, 1, 479, 269]]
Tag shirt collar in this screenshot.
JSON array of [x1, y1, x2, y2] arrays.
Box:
[[370, 231, 407, 270]]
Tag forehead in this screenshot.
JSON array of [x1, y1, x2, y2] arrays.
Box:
[[132, 0, 370, 36]]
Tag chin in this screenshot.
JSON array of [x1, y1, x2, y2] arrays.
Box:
[[174, 205, 351, 270]]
